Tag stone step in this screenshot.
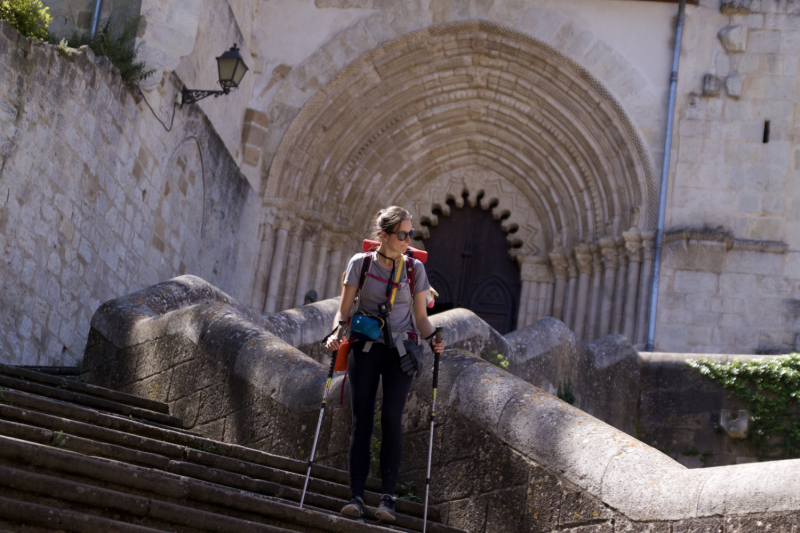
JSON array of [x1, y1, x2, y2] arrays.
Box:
[[0, 465, 298, 533], [0, 417, 452, 532], [0, 494, 168, 533], [16, 365, 81, 376], [0, 363, 168, 413], [0, 399, 431, 519], [0, 436, 447, 533], [0, 374, 183, 428], [0, 386, 199, 436], [0, 386, 387, 497]]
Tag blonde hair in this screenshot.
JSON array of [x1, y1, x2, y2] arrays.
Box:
[[371, 206, 412, 240]]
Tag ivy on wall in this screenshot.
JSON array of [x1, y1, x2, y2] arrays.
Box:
[[686, 354, 800, 459]]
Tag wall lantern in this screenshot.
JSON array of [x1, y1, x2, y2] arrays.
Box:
[[180, 44, 249, 107]]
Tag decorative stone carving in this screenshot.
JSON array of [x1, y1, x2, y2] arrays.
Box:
[[718, 26, 748, 52], [599, 237, 619, 270], [403, 168, 544, 258], [720, 0, 752, 15], [520, 255, 553, 283], [574, 243, 594, 275], [703, 74, 721, 97], [624, 231, 643, 262], [720, 409, 749, 439]]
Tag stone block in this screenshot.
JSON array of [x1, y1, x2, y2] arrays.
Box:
[[718, 26, 748, 52], [702, 74, 721, 97], [674, 270, 720, 294], [725, 74, 743, 98], [748, 30, 781, 53], [720, 0, 752, 14]]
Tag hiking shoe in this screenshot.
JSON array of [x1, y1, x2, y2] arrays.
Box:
[[341, 496, 364, 519], [375, 494, 396, 522]]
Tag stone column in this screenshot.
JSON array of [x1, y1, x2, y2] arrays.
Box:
[[325, 241, 344, 299], [635, 231, 656, 345], [520, 255, 540, 326], [312, 234, 330, 300], [517, 280, 531, 329], [294, 225, 319, 308], [264, 219, 291, 313], [623, 229, 643, 341], [525, 281, 540, 326], [598, 237, 618, 338], [280, 224, 304, 312], [572, 243, 593, 339], [250, 215, 275, 310], [586, 244, 603, 340], [564, 256, 579, 330], [612, 238, 628, 334], [537, 282, 551, 320], [549, 247, 569, 321]]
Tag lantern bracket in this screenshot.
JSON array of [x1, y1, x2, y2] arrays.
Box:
[[180, 85, 230, 108]]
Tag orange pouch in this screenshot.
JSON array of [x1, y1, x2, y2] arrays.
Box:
[[334, 339, 350, 372]]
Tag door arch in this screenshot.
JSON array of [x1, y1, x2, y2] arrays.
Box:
[[421, 199, 521, 334]]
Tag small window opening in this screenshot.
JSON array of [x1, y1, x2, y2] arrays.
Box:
[[763, 120, 770, 144]]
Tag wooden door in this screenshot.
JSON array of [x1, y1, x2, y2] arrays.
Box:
[[421, 200, 521, 334]]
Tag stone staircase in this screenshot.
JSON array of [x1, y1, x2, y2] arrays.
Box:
[[0, 363, 465, 533]]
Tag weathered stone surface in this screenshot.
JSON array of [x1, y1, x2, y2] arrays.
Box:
[[718, 26, 749, 52], [720, 0, 752, 14], [725, 74, 744, 98], [703, 74, 721, 97]]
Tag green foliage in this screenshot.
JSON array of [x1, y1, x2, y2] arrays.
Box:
[[682, 446, 699, 457], [0, 0, 52, 40], [557, 378, 575, 405], [63, 17, 153, 84], [700, 450, 713, 467], [483, 350, 509, 370], [394, 481, 422, 503], [56, 37, 72, 57], [54, 430, 66, 447], [686, 354, 800, 459], [634, 419, 643, 440]]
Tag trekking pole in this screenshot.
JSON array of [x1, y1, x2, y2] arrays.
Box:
[[422, 326, 443, 533], [300, 321, 345, 509]]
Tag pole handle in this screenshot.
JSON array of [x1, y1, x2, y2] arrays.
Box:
[[432, 327, 442, 390]]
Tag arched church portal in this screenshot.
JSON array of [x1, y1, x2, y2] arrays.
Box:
[[259, 20, 658, 344]]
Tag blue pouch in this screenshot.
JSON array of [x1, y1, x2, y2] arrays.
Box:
[[351, 312, 384, 341]]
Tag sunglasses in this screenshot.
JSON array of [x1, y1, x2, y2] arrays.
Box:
[[385, 229, 415, 241]]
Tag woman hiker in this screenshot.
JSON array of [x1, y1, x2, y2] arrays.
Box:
[[325, 206, 446, 522]]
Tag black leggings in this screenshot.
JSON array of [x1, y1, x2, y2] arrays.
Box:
[[347, 340, 414, 498]]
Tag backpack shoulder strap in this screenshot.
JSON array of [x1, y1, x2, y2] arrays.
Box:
[[405, 256, 415, 296], [359, 253, 372, 291]]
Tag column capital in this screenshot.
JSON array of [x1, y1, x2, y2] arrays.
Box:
[[574, 242, 593, 275], [520, 255, 553, 283], [641, 231, 656, 261], [599, 237, 618, 270], [548, 251, 569, 281], [567, 255, 578, 279], [591, 243, 603, 272], [624, 229, 644, 263]]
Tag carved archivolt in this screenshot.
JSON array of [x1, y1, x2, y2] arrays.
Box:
[[266, 20, 656, 253], [397, 168, 544, 259]]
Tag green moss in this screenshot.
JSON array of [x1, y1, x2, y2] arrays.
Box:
[[0, 0, 52, 40], [687, 354, 800, 459], [557, 378, 575, 405]]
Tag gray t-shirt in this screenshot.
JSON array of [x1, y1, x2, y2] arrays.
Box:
[[344, 252, 430, 337]]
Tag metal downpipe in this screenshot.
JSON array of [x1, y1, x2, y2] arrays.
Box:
[[90, 0, 103, 40], [646, 0, 687, 352]]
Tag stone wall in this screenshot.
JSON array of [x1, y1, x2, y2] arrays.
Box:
[[82, 276, 800, 532], [658, 0, 800, 353], [656, 229, 798, 354], [0, 23, 261, 366]]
